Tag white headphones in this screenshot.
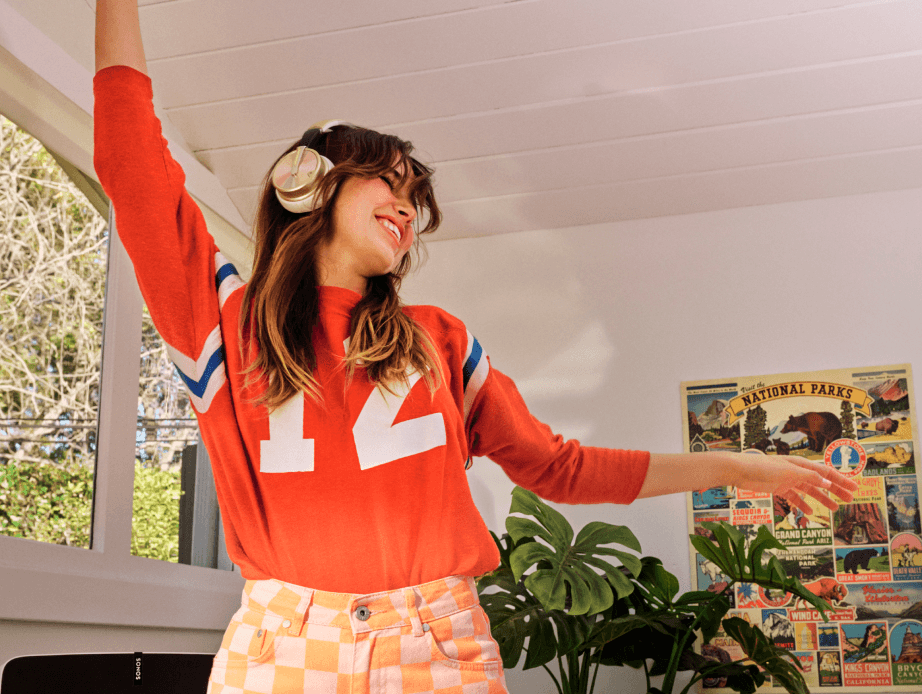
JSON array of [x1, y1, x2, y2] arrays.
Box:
[[271, 120, 351, 213]]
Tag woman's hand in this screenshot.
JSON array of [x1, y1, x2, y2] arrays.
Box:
[[638, 451, 859, 513], [728, 452, 858, 513]]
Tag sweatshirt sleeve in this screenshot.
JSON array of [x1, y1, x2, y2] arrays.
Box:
[[461, 331, 650, 505], [93, 66, 242, 414]]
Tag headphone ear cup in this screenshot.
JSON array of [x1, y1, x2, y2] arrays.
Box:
[[275, 185, 323, 214], [272, 147, 335, 213]]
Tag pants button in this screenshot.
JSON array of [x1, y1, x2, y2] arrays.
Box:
[[355, 606, 371, 621]]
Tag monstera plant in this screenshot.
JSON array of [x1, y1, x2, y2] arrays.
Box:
[[476, 487, 832, 694]]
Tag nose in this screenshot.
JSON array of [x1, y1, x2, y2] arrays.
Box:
[[395, 199, 417, 224]]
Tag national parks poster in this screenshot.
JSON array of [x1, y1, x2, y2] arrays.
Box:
[[683, 364, 922, 691]]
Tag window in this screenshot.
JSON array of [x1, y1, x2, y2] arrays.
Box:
[[0, 114, 107, 549], [132, 305, 235, 571], [0, 113, 234, 573], [0, 33, 246, 628], [130, 303, 196, 563]]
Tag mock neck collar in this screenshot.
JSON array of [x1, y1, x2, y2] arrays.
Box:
[[317, 285, 362, 316]]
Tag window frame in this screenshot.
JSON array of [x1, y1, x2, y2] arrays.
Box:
[[0, 213, 244, 631], [0, 16, 252, 628]]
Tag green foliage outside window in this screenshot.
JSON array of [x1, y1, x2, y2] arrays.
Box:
[[0, 459, 93, 547], [130, 462, 183, 562], [0, 459, 182, 562]]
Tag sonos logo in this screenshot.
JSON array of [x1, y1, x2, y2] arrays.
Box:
[[134, 652, 142, 686]]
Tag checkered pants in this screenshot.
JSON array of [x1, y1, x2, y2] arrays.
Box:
[[206, 575, 509, 694]]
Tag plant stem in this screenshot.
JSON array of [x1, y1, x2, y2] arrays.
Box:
[[679, 673, 703, 694], [542, 662, 564, 694], [660, 622, 685, 694], [735, 537, 745, 580], [643, 658, 651, 693], [661, 581, 737, 694], [569, 652, 581, 694], [588, 648, 603, 694], [578, 649, 592, 693], [557, 653, 571, 694]]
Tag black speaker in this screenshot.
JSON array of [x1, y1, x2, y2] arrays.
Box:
[[0, 653, 213, 694]]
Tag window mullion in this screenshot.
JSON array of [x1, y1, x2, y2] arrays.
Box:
[[92, 209, 144, 558]]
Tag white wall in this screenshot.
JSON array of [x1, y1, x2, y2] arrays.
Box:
[[400, 185, 922, 691], [3, 186, 920, 692]]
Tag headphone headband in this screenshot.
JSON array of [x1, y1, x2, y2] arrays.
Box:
[[297, 120, 354, 150]]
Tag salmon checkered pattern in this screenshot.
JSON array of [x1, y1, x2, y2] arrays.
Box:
[[207, 575, 508, 694]]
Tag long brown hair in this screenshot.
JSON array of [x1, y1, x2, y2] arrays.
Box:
[[238, 125, 443, 412]]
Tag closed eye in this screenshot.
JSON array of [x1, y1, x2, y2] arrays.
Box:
[[380, 175, 395, 190]]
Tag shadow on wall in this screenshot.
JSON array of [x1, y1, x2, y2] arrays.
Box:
[[404, 228, 621, 443]]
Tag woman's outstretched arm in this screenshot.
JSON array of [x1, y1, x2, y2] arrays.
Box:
[[96, 0, 148, 74], [637, 451, 858, 512]]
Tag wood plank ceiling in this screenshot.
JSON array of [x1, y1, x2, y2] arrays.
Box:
[[10, 0, 922, 240]]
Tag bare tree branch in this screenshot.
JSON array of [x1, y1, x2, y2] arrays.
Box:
[[1, 114, 198, 472]]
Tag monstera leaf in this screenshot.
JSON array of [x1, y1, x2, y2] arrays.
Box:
[[505, 487, 642, 615], [477, 532, 549, 669], [478, 532, 595, 670], [477, 487, 644, 671]]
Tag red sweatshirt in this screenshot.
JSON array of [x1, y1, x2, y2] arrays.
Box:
[[93, 65, 650, 594]]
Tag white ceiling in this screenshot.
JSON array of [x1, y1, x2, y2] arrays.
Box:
[[8, 0, 922, 241]]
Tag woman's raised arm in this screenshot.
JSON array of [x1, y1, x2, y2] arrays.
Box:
[[95, 0, 148, 74]]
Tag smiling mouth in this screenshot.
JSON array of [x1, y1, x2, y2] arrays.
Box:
[[377, 217, 402, 243]]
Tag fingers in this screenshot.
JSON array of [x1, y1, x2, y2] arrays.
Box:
[[734, 452, 858, 510], [771, 462, 855, 514], [827, 480, 857, 503], [798, 469, 856, 504], [782, 456, 859, 501], [777, 488, 813, 515], [778, 479, 842, 513], [799, 485, 839, 511]]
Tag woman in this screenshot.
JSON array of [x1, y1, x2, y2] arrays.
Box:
[[94, 2, 857, 693]]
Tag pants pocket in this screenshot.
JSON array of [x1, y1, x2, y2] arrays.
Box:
[[212, 615, 279, 669], [425, 605, 503, 672]]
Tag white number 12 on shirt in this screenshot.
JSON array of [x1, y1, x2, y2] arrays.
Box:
[[259, 371, 446, 473]]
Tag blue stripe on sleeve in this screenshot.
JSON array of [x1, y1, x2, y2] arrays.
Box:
[[215, 261, 239, 289], [463, 338, 482, 391], [175, 345, 226, 399]]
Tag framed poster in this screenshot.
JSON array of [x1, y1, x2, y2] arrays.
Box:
[[682, 364, 921, 691]]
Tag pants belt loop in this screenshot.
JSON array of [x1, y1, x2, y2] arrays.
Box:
[[404, 588, 424, 637], [292, 588, 314, 637]]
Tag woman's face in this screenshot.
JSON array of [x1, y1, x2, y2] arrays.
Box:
[[317, 168, 417, 294]]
